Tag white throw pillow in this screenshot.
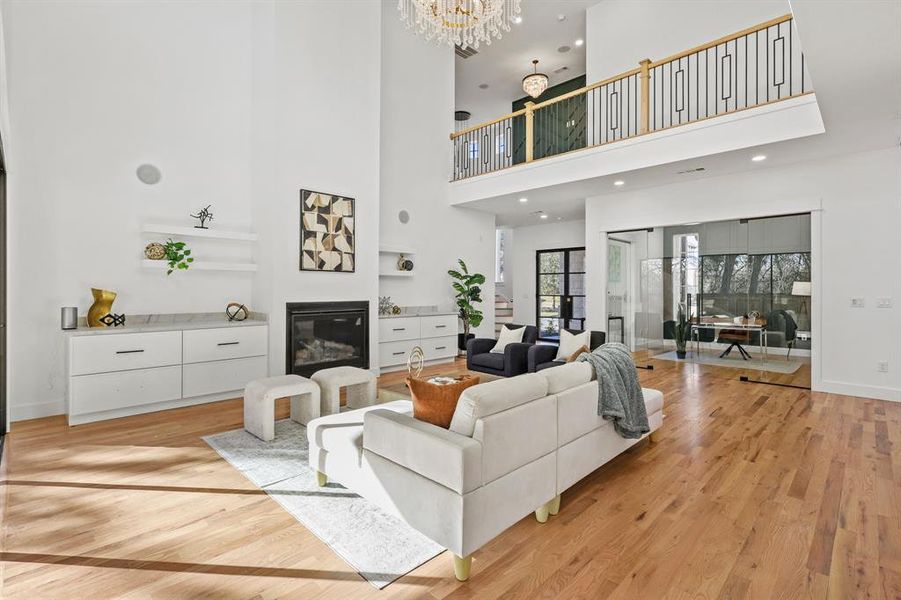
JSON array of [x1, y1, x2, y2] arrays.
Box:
[[490, 325, 526, 353], [555, 329, 590, 361]]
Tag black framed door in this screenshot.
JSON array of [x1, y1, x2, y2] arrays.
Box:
[[536, 247, 586, 341]]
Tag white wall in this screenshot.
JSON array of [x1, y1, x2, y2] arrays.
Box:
[[585, 146, 901, 402], [379, 1, 495, 339], [508, 220, 586, 326], [3, 0, 255, 420], [251, 1, 382, 376], [586, 0, 790, 81]]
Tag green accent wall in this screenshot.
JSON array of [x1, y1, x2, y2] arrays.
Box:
[[511, 75, 587, 164]]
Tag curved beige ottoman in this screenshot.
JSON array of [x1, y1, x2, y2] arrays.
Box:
[[244, 374, 320, 441], [311, 366, 377, 416]]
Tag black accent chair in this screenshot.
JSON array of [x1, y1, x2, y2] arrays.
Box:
[[527, 330, 606, 373], [466, 323, 538, 378]]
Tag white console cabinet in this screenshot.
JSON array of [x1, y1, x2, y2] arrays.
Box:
[[378, 313, 458, 371], [67, 322, 268, 425]]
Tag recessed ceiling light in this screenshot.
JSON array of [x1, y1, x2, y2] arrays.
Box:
[[478, 83, 489, 89], [512, 15, 522, 24], [614, 180, 625, 186], [518, 197, 528, 203], [540, 214, 549, 219], [575, 39, 584, 47], [751, 154, 767, 162], [557, 14, 566, 22]]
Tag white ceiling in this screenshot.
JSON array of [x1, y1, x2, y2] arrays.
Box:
[[475, 0, 901, 228], [454, 0, 598, 125]]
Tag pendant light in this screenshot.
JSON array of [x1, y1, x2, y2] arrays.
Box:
[[522, 59, 549, 99]]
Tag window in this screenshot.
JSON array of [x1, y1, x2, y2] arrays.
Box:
[[536, 247, 586, 340], [495, 133, 506, 156], [495, 229, 507, 283], [468, 140, 479, 161], [671, 233, 699, 317]]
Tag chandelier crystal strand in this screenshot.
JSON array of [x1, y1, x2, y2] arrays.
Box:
[[398, 0, 521, 49]]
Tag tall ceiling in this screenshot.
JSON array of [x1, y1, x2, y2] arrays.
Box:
[[454, 0, 598, 126]]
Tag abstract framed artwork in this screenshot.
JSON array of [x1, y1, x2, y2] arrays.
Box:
[[300, 189, 355, 272]]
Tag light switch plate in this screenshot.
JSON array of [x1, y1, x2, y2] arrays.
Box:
[[850, 298, 866, 308], [877, 297, 893, 308]]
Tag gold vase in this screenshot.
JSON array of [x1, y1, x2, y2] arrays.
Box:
[[87, 288, 117, 327]]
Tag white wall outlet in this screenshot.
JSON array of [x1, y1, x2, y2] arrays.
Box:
[[877, 361, 889, 373], [877, 297, 893, 308], [850, 297, 866, 308]]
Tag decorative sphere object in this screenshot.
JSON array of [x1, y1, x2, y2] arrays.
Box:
[[226, 302, 249, 322], [144, 242, 166, 260], [391, 305, 402, 315], [407, 346, 424, 378]]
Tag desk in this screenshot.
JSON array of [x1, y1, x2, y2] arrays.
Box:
[[692, 319, 768, 362]]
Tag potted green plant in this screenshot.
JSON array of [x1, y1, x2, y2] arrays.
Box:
[[448, 259, 485, 351], [164, 239, 194, 275], [673, 302, 692, 358]]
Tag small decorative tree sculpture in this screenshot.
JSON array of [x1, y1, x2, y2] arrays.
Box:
[[190, 205, 214, 229]]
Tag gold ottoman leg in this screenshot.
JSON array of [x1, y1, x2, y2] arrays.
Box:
[[316, 471, 328, 487], [453, 554, 472, 581], [548, 494, 561, 516]]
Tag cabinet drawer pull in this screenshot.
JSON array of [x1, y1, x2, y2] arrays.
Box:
[[392, 328, 406, 332], [217, 341, 240, 346], [435, 325, 447, 329], [116, 349, 145, 354], [392, 351, 405, 356], [435, 346, 447, 350]]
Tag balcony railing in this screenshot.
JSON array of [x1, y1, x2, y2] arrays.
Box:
[[451, 14, 811, 181]]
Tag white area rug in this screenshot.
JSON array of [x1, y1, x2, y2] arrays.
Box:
[[652, 350, 803, 374], [203, 414, 443, 589]]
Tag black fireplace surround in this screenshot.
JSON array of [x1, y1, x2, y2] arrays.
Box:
[[285, 301, 369, 378]]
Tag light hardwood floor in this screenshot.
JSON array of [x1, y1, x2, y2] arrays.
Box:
[[1, 356, 899, 599]]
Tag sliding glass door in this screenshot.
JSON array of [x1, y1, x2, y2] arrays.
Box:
[[536, 247, 586, 341]]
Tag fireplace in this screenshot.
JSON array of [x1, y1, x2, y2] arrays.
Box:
[[285, 301, 369, 377]]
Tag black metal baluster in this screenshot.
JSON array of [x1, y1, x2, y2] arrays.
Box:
[[766, 25, 770, 103], [789, 19, 793, 95], [745, 34, 748, 109]]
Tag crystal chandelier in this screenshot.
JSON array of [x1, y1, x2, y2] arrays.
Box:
[[397, 0, 522, 50], [522, 59, 548, 99]]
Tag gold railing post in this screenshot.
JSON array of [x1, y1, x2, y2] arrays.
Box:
[[524, 101, 535, 162], [639, 59, 651, 134]]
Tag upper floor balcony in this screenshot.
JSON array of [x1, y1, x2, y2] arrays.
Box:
[[449, 14, 824, 204]]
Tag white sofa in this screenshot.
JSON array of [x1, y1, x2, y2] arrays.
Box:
[[306, 363, 664, 581]]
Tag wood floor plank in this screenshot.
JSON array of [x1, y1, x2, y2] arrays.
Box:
[[1, 355, 898, 599]]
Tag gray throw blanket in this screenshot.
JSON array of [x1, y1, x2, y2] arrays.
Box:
[[576, 343, 649, 439]]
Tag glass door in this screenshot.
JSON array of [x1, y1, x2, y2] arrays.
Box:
[[536, 247, 586, 341]]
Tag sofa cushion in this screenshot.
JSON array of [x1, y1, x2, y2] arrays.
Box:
[[534, 359, 564, 371], [643, 388, 664, 415], [449, 373, 549, 437], [471, 352, 505, 370], [473, 394, 557, 484], [540, 361, 594, 395], [555, 329, 590, 361], [307, 400, 412, 463], [490, 324, 526, 353], [557, 384, 665, 446]]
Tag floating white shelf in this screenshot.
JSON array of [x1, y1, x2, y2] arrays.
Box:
[[379, 270, 414, 278], [379, 244, 416, 255], [142, 260, 258, 272], [143, 224, 258, 242]]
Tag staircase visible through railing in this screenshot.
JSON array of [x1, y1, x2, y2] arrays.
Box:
[[451, 14, 811, 181]]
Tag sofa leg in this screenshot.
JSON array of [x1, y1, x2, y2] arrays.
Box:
[[316, 471, 328, 487], [548, 494, 561, 516], [452, 554, 472, 581], [649, 428, 662, 443], [535, 502, 550, 523]]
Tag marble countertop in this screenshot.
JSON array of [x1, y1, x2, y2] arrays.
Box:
[[379, 309, 458, 319], [65, 312, 268, 336]]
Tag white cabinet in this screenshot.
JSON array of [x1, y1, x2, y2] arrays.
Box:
[[183, 326, 268, 364], [67, 324, 269, 425], [378, 314, 458, 370]]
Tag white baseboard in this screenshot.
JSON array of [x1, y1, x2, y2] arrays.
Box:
[[816, 380, 901, 403], [11, 399, 66, 422]]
